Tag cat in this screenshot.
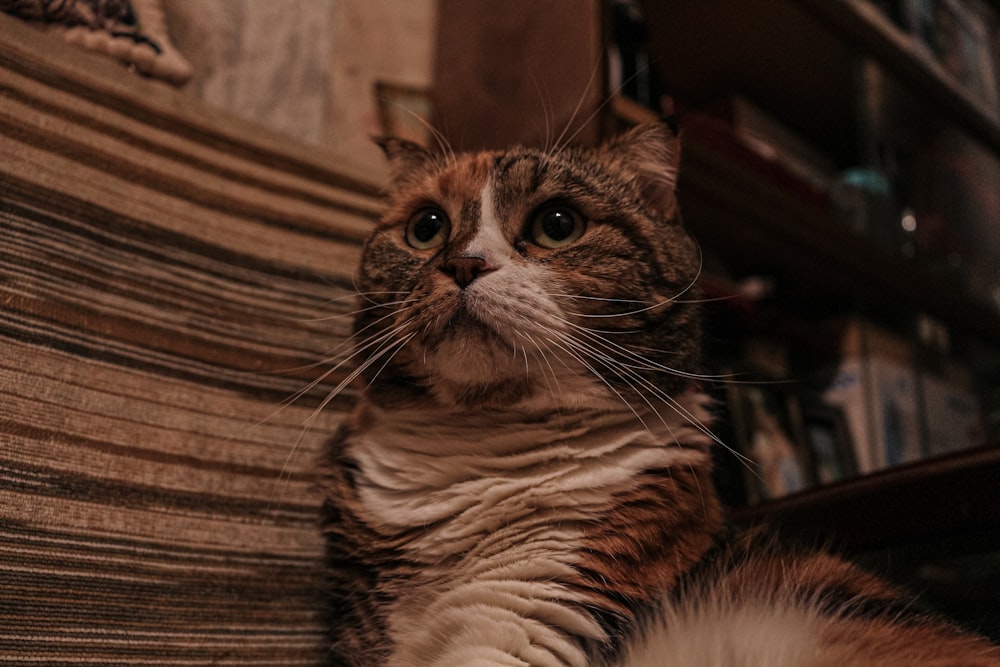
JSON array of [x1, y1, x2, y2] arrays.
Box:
[[321, 123, 998, 666]]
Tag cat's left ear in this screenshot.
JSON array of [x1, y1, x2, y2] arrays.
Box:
[[374, 136, 436, 188], [603, 123, 681, 221]]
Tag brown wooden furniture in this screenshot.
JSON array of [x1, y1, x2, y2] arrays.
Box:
[[433, 0, 1000, 639]]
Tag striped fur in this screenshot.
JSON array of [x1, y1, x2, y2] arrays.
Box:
[[323, 124, 998, 666]]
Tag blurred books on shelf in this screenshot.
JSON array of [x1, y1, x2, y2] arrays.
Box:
[[824, 320, 924, 472], [704, 96, 838, 193], [717, 314, 988, 507], [896, 0, 1000, 110], [823, 318, 985, 474]]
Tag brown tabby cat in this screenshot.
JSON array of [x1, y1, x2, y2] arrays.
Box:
[[322, 123, 998, 666]]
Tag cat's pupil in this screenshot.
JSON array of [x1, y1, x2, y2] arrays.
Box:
[[414, 211, 444, 243], [541, 209, 575, 241]]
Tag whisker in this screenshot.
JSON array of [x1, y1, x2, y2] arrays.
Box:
[[269, 328, 417, 513], [527, 315, 751, 464], [529, 71, 554, 154], [550, 52, 604, 157], [267, 304, 417, 376], [668, 243, 705, 304], [549, 293, 651, 305], [670, 294, 746, 305], [296, 296, 418, 324], [554, 59, 659, 154], [558, 328, 751, 463], [361, 331, 419, 391], [351, 273, 412, 307], [293, 317, 417, 398], [536, 327, 652, 432], [376, 93, 456, 166], [566, 299, 672, 319], [516, 330, 564, 409], [558, 317, 735, 383]]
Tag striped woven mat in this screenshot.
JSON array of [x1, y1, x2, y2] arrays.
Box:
[[1, 14, 382, 664]]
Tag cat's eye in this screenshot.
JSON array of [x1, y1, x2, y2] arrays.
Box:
[[405, 208, 450, 250], [529, 204, 586, 249]]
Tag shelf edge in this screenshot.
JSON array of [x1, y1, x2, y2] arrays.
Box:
[[798, 0, 1000, 155]]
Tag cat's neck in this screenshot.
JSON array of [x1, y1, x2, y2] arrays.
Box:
[[353, 384, 708, 455], [344, 389, 721, 667], [345, 388, 715, 542]]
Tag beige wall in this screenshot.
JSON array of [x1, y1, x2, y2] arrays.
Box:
[[165, 0, 437, 171]]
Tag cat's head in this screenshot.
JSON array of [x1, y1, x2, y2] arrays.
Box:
[[353, 123, 702, 410]]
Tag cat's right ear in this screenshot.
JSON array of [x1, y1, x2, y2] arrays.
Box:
[[602, 123, 682, 222], [374, 137, 435, 188]]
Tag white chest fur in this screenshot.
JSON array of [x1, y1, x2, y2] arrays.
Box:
[[347, 395, 712, 667]]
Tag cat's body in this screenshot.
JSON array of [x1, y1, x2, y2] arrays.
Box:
[[322, 124, 998, 666]]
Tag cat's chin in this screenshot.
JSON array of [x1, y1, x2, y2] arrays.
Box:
[[424, 334, 521, 385], [406, 325, 531, 408]]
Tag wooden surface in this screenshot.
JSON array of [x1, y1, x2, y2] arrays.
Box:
[[434, 1, 1000, 346], [798, 0, 1000, 156], [640, 0, 1000, 161], [678, 115, 1000, 344], [639, 0, 857, 164], [611, 95, 1000, 345], [432, 0, 605, 152], [734, 445, 1000, 553]]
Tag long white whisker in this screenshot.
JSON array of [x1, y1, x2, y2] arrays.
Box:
[[516, 330, 564, 409], [559, 318, 735, 382], [269, 328, 417, 513], [313, 289, 409, 309], [362, 331, 419, 391], [566, 299, 673, 319], [551, 53, 604, 156], [533, 317, 750, 467], [376, 93, 456, 166], [351, 272, 413, 307], [305, 329, 417, 431], [549, 293, 650, 304], [541, 330, 651, 432], [298, 296, 418, 323], [671, 244, 705, 303], [556, 328, 754, 466], [529, 71, 555, 154], [270, 304, 417, 377], [554, 328, 670, 425], [283, 317, 417, 405], [555, 59, 658, 153], [318, 303, 416, 360]]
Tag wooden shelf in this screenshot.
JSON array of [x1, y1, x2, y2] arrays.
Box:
[[638, 0, 858, 164], [799, 0, 1000, 155], [639, 0, 1000, 163], [433, 1, 1000, 506], [611, 95, 1000, 345], [680, 118, 1000, 344], [733, 445, 1000, 554]]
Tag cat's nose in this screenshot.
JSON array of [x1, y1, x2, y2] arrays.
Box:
[[442, 256, 493, 288]]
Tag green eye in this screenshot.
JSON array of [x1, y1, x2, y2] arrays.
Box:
[[530, 204, 586, 249], [405, 208, 450, 249]]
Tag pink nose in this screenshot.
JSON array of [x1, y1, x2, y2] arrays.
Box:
[[443, 256, 493, 288]]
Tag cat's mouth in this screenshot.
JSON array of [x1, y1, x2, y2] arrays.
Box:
[[425, 288, 501, 336], [434, 307, 511, 358], [442, 304, 490, 334], [410, 294, 524, 378], [404, 275, 570, 390]]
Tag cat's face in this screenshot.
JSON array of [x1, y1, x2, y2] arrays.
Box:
[[353, 124, 702, 409]]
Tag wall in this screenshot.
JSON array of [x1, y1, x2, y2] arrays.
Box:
[[165, 0, 437, 171]]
